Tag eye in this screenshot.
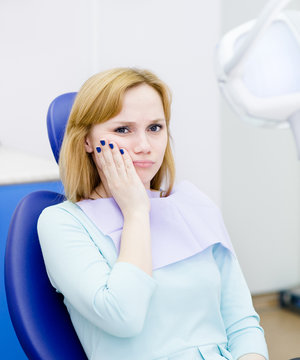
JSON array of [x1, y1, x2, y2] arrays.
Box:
[[114, 124, 164, 134], [115, 126, 129, 134], [149, 124, 163, 132]]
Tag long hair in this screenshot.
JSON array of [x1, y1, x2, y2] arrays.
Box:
[[59, 67, 176, 202]]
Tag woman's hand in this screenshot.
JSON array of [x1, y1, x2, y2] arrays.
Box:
[[94, 139, 150, 217]]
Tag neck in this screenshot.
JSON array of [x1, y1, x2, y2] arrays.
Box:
[[94, 184, 111, 199]]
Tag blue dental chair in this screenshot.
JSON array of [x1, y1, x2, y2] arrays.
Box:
[[4, 92, 88, 359]]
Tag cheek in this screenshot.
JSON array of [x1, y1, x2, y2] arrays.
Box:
[[91, 133, 122, 149], [108, 137, 130, 151], [87, 133, 100, 149], [159, 136, 168, 154]]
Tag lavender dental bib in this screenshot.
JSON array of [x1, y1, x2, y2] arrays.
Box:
[[77, 180, 234, 270]]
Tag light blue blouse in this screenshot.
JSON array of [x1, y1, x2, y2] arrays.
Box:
[[37, 181, 269, 360]]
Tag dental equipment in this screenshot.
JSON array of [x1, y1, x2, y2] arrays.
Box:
[[215, 0, 300, 159]]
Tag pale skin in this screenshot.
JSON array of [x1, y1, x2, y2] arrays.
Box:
[[84, 84, 266, 360]]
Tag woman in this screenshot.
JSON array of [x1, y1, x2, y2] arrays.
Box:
[[38, 68, 269, 360]]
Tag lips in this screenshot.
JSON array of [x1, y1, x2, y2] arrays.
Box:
[[133, 161, 154, 164], [133, 161, 154, 168]]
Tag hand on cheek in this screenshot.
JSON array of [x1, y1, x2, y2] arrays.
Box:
[[94, 138, 150, 215]]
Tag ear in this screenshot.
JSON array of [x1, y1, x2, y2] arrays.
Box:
[[84, 135, 93, 153]]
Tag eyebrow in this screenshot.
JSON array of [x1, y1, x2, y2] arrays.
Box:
[[110, 119, 165, 125]]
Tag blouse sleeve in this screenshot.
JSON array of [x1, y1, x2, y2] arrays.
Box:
[[37, 205, 157, 338], [213, 243, 269, 360]]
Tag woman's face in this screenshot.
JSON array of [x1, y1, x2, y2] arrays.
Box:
[[84, 83, 168, 190]]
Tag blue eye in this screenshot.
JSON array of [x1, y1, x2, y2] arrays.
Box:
[[149, 124, 163, 132], [115, 126, 129, 134], [114, 124, 163, 134]]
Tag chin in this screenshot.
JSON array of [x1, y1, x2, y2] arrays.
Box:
[[135, 166, 160, 185], [136, 173, 152, 186]]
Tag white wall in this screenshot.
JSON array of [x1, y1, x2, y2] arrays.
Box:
[[221, 0, 300, 293]]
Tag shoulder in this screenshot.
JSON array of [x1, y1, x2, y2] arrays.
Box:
[[37, 200, 92, 249], [39, 200, 73, 217], [38, 200, 83, 228], [212, 242, 234, 262], [174, 180, 236, 256]]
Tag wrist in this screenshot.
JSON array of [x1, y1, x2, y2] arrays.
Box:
[[123, 208, 150, 220]]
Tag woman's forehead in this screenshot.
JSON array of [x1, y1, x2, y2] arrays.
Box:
[[122, 84, 163, 106]]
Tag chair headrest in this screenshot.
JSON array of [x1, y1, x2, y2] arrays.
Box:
[[47, 92, 77, 164]]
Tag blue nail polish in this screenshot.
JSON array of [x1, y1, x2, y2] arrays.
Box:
[[120, 149, 124, 155], [96, 147, 101, 153], [100, 140, 105, 146], [109, 143, 114, 149]]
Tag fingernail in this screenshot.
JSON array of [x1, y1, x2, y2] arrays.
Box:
[[120, 149, 124, 155], [100, 140, 105, 146], [96, 147, 101, 153], [109, 143, 114, 149]]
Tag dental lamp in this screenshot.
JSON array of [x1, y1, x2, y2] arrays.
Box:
[[216, 0, 300, 159]]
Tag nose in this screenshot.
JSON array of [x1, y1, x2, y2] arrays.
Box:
[[133, 131, 151, 153]]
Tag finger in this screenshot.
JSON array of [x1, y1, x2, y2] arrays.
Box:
[[97, 139, 119, 182], [108, 141, 127, 177], [119, 147, 138, 178]]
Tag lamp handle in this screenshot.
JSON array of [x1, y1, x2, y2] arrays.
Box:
[[224, 0, 291, 77]]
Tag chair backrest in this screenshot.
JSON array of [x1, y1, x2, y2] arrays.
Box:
[[5, 92, 88, 359], [5, 191, 87, 359], [47, 92, 77, 163]]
